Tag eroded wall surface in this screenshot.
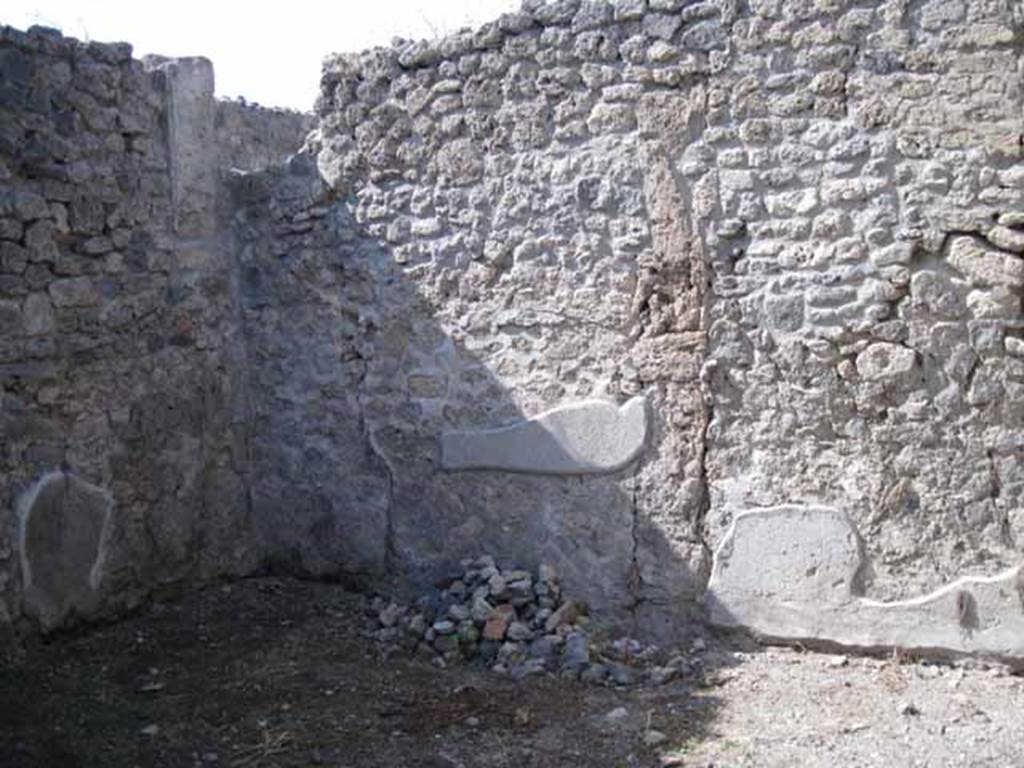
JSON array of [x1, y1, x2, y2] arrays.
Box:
[[2, 0, 1023, 651], [299, 2, 726, 633], [0, 26, 309, 633], [697, 0, 1024, 601], [301, 0, 1023, 635]]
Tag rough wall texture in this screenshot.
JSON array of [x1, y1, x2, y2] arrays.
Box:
[[698, 0, 1024, 602], [215, 100, 314, 172], [2, 0, 1023, 654], [300, 0, 1023, 636], [229, 155, 395, 581], [0, 25, 308, 634], [302, 4, 723, 632]]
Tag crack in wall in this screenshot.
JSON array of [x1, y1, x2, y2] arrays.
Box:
[[625, 83, 718, 625], [626, 459, 643, 629], [7, 0, 1023, 646], [361, 410, 398, 571]]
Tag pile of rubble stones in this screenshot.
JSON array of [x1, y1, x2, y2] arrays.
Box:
[[363, 556, 705, 685]]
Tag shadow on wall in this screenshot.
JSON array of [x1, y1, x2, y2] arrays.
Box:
[[230, 152, 710, 640], [1, 41, 263, 638], [1, 27, 711, 645]]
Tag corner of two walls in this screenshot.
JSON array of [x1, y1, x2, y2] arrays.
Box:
[[276, 0, 1024, 647], [255, 4, 725, 638], [7, 0, 1021, 652], [0, 27, 309, 637], [1, 11, 721, 644]]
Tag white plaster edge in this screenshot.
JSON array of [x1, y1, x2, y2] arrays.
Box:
[[706, 505, 1024, 664], [708, 505, 1021, 610], [440, 394, 648, 475], [858, 566, 1024, 612], [15, 470, 63, 595], [16, 470, 115, 596], [88, 487, 115, 592]]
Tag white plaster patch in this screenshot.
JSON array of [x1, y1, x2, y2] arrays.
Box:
[[17, 471, 114, 629], [16, 469, 63, 595], [708, 506, 1024, 667], [441, 396, 648, 475]]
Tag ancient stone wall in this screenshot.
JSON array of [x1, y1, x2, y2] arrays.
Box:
[[0, 25, 309, 634], [299, 0, 1023, 643], [698, 0, 1024, 602], [297, 0, 728, 633], [215, 100, 314, 172], [2, 0, 1023, 660]]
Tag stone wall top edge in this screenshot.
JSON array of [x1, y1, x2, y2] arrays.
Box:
[[317, 0, 1023, 85], [1, 23, 135, 64], [318, 0, 728, 78], [0, 23, 217, 81], [1, 23, 315, 118], [215, 97, 314, 118]]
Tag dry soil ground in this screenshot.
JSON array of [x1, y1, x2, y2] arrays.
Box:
[[2, 577, 1022, 768]]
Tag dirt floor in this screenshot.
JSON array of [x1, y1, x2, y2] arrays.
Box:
[[2, 577, 1022, 768]]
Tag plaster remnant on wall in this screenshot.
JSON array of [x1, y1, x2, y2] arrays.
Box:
[[708, 506, 1024, 668], [149, 56, 217, 238], [0, 23, 309, 635], [2, 0, 1023, 664], [17, 471, 113, 631], [441, 396, 648, 475]]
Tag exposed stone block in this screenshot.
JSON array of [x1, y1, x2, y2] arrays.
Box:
[[986, 225, 1024, 254], [855, 342, 916, 380], [947, 236, 1024, 289], [0, 298, 20, 334], [21, 292, 54, 335], [48, 276, 99, 307], [997, 212, 1024, 229], [586, 102, 637, 133]]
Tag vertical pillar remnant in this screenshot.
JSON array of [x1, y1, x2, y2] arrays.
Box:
[[154, 56, 217, 238]]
